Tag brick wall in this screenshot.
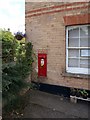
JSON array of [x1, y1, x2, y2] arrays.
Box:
[[25, 2, 90, 90]]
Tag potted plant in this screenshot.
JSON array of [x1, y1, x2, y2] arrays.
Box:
[[14, 32, 24, 40], [76, 89, 81, 97], [80, 90, 88, 99], [70, 88, 76, 96]]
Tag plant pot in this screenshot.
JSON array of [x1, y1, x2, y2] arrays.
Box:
[[71, 91, 76, 96], [82, 95, 88, 99], [76, 92, 81, 97], [88, 94, 90, 98]]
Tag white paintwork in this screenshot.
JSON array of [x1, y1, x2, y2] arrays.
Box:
[[66, 25, 90, 75]]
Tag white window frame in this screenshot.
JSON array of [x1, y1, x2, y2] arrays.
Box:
[[66, 25, 90, 75]]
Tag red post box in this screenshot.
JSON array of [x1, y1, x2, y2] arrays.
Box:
[[38, 53, 47, 77]]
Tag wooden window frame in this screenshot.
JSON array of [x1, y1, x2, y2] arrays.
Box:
[[66, 25, 90, 75]]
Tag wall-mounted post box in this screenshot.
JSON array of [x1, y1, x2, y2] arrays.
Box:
[[38, 53, 47, 77]]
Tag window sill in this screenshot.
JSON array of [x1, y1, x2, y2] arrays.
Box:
[[62, 72, 90, 79]]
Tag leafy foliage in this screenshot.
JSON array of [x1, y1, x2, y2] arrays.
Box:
[[2, 29, 15, 63], [1, 29, 34, 104]]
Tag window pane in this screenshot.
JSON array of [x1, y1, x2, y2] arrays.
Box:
[[89, 38, 90, 44], [80, 49, 90, 57], [80, 38, 90, 47], [80, 26, 88, 37], [80, 59, 88, 64], [88, 26, 90, 37], [68, 58, 79, 67], [80, 64, 90, 68], [68, 38, 79, 47], [68, 27, 79, 38], [68, 50, 79, 57], [80, 59, 90, 68]]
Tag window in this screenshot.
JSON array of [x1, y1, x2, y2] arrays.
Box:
[[66, 25, 90, 75]]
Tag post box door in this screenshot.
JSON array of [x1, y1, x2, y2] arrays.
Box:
[[38, 53, 47, 77]]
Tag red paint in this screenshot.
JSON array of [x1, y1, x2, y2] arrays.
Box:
[[63, 13, 90, 26], [38, 53, 47, 77], [26, 5, 89, 18], [26, 2, 87, 14]]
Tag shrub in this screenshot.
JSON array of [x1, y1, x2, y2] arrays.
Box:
[[1, 29, 34, 106]]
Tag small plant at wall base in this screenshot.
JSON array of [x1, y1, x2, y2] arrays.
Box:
[[76, 89, 81, 97], [70, 87, 89, 99], [80, 90, 88, 99], [70, 88, 77, 96]]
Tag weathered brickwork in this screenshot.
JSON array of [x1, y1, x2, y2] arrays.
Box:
[[25, 2, 90, 90]]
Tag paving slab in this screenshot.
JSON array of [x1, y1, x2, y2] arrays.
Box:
[[21, 90, 89, 118]]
